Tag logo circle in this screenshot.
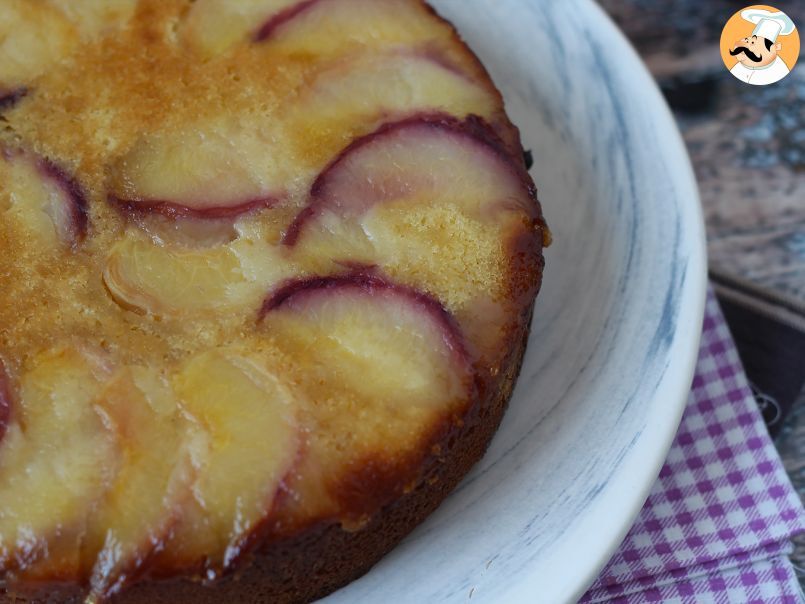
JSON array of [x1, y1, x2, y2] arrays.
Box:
[[720, 5, 799, 86]]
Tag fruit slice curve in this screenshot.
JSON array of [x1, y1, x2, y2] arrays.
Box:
[[82, 367, 203, 601], [259, 274, 473, 522], [182, 0, 301, 56], [255, 0, 456, 58], [0, 348, 117, 576], [109, 116, 286, 220], [261, 273, 471, 411], [0, 147, 87, 249], [103, 224, 297, 317], [156, 350, 299, 577], [282, 52, 501, 173], [283, 115, 542, 361], [286, 114, 536, 244]]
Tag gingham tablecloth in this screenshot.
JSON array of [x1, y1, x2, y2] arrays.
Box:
[[581, 291, 805, 603]]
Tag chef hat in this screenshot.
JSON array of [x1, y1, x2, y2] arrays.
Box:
[[741, 9, 796, 43]]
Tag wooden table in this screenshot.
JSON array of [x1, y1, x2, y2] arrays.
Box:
[[598, 0, 805, 580]]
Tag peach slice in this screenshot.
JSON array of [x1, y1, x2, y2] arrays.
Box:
[[259, 275, 473, 521], [259, 272, 475, 533], [284, 114, 541, 330], [0, 1, 76, 90], [109, 116, 287, 220], [286, 114, 536, 244], [0, 147, 87, 249], [261, 274, 472, 414], [103, 224, 297, 317], [82, 367, 203, 601], [182, 0, 302, 57], [282, 52, 501, 172], [0, 348, 117, 575], [157, 350, 299, 576], [256, 0, 452, 57]]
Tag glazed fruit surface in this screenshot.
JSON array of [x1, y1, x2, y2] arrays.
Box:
[[0, 0, 546, 600]]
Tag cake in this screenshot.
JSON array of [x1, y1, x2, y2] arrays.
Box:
[[0, 1, 548, 602]]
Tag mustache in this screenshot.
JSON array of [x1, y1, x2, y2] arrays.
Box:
[[730, 46, 763, 62]]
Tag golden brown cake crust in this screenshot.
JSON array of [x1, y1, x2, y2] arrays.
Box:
[[4, 308, 533, 604], [129, 319, 533, 604], [0, 1, 546, 601]]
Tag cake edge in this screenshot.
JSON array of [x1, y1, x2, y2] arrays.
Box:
[[0, 299, 536, 604], [120, 301, 537, 604]]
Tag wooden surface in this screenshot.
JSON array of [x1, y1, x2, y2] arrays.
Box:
[[598, 0, 805, 581], [598, 0, 805, 300]]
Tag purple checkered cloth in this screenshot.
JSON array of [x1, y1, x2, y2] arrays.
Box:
[[581, 291, 805, 603]]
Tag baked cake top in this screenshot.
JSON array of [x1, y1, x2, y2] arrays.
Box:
[[0, 0, 546, 600]]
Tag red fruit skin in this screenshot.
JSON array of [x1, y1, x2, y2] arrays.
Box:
[[0, 360, 13, 443], [252, 0, 324, 42], [0, 146, 88, 246], [38, 158, 89, 244], [282, 112, 539, 246], [259, 272, 472, 373], [0, 87, 27, 111]]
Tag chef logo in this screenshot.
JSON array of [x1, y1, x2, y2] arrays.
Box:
[[720, 5, 799, 86]]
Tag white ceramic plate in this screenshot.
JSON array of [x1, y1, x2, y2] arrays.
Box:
[[322, 1, 707, 602]]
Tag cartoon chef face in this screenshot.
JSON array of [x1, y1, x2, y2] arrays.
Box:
[[730, 34, 781, 68], [724, 8, 797, 86]]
